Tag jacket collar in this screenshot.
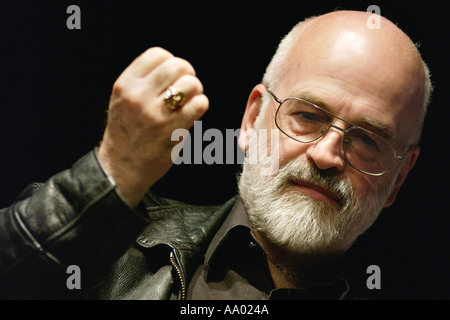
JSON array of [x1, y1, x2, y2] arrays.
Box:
[[135, 190, 237, 252], [135, 190, 237, 286]]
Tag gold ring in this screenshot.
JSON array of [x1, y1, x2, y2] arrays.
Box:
[[163, 86, 186, 110]]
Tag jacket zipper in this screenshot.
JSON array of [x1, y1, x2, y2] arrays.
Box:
[[169, 251, 186, 300]]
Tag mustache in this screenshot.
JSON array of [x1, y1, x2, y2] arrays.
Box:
[[277, 160, 354, 207]]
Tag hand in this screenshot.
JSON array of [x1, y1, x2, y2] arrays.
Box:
[[98, 47, 208, 207]]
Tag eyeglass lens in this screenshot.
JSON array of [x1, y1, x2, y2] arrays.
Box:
[[275, 98, 394, 174]]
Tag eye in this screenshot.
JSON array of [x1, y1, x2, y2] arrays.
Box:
[[360, 134, 377, 147], [296, 112, 321, 122], [351, 130, 381, 151], [293, 110, 330, 124]]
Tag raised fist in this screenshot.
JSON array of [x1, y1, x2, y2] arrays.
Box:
[[98, 47, 209, 206]]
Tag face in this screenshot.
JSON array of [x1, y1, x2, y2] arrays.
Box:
[[238, 15, 422, 255], [239, 93, 399, 254]]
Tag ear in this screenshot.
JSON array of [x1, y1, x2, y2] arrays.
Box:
[[238, 84, 266, 152], [384, 145, 420, 207]]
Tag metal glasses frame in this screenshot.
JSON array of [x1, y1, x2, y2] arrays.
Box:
[[267, 88, 414, 176]]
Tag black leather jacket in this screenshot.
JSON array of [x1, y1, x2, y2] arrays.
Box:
[[0, 149, 235, 299]]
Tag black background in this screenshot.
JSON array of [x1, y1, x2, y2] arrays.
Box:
[[0, 1, 448, 299]]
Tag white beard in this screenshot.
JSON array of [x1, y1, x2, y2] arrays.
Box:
[[238, 133, 395, 255]]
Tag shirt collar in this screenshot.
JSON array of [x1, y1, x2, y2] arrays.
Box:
[[204, 196, 254, 269]]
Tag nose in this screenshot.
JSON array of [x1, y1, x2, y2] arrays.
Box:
[[305, 127, 346, 172]]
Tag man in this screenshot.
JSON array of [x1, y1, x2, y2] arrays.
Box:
[[0, 10, 431, 299]]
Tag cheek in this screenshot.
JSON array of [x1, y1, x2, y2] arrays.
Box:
[[349, 172, 374, 196], [277, 136, 310, 167], [347, 170, 394, 203]]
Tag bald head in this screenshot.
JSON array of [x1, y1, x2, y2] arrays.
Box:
[[262, 10, 431, 144]]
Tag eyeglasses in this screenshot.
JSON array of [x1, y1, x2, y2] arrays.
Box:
[[268, 89, 414, 176]]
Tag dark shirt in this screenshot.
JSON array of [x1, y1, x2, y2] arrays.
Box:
[[187, 198, 358, 300]]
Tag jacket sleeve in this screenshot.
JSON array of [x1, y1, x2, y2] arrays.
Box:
[[0, 149, 150, 299]]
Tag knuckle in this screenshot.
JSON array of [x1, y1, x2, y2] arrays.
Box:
[[112, 77, 132, 99], [196, 78, 204, 94], [144, 47, 173, 61], [202, 95, 210, 110], [169, 57, 195, 75], [181, 75, 204, 94], [112, 79, 123, 96], [112, 76, 130, 98], [150, 57, 197, 88], [193, 95, 209, 115], [189, 75, 204, 92]]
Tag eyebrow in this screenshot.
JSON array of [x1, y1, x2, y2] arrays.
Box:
[[295, 92, 329, 109], [360, 118, 392, 140], [294, 92, 393, 140]]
